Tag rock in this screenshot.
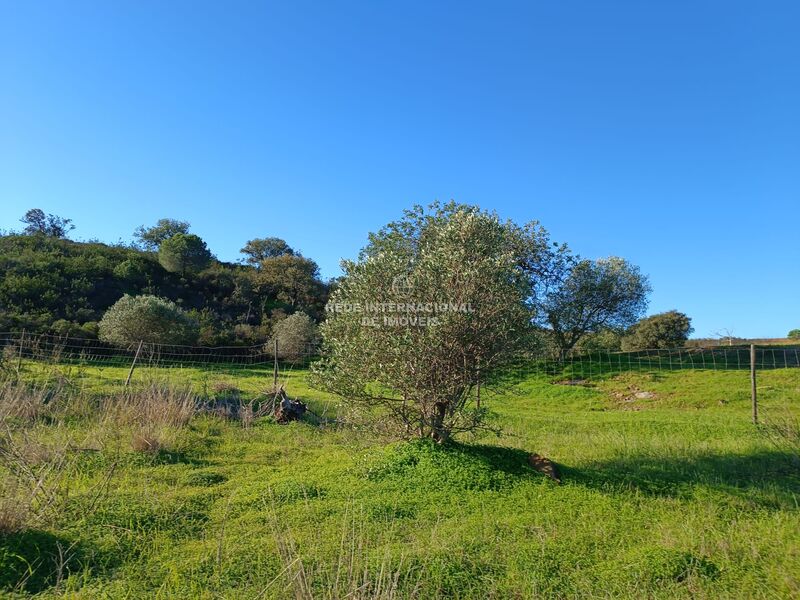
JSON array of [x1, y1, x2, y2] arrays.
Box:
[[528, 453, 561, 483], [634, 391, 655, 399]]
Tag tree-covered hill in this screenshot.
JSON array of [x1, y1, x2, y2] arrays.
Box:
[[0, 234, 329, 344]]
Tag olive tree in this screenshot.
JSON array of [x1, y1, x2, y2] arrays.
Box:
[[269, 311, 319, 361], [544, 257, 650, 357], [621, 310, 693, 351], [158, 233, 212, 275], [99, 294, 199, 346], [311, 202, 557, 443]]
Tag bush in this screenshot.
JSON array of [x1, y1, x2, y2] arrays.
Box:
[[269, 312, 319, 361], [575, 328, 622, 354], [621, 310, 693, 351], [788, 329, 800, 340], [98, 294, 199, 346]]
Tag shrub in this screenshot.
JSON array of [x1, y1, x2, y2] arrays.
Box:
[[98, 294, 199, 346], [269, 312, 319, 361], [575, 328, 622, 354], [621, 310, 693, 351], [788, 329, 800, 340]]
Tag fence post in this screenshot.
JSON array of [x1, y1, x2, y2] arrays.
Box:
[[125, 340, 144, 388], [273, 338, 279, 390], [750, 344, 758, 425], [16, 329, 26, 379]]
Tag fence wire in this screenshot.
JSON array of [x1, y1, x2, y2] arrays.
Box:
[[503, 344, 800, 382], [1, 331, 799, 384], [0, 331, 320, 389]]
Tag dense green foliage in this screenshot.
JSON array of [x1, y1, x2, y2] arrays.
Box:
[[314, 202, 561, 442], [240, 237, 295, 265], [98, 294, 200, 346], [269, 311, 319, 360], [789, 329, 800, 340], [622, 310, 694, 351], [157, 233, 212, 275], [0, 233, 328, 344], [19, 208, 75, 238], [133, 218, 190, 251], [544, 257, 651, 355]]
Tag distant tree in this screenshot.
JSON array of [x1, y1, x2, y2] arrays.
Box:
[[158, 233, 212, 275], [240, 237, 295, 265], [99, 294, 199, 346], [269, 312, 319, 361], [312, 202, 556, 443], [255, 255, 326, 316], [20, 209, 74, 238], [789, 329, 800, 340], [134, 218, 190, 251], [575, 327, 623, 354], [713, 328, 737, 347], [621, 310, 693, 351], [545, 257, 650, 356]]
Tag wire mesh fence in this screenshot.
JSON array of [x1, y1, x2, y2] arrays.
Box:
[[503, 344, 800, 382], [2, 331, 799, 387], [0, 331, 322, 394]]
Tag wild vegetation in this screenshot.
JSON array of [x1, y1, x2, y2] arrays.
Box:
[[1, 203, 798, 598], [0, 213, 329, 345]]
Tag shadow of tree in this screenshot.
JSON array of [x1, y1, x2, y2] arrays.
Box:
[[563, 450, 800, 510], [0, 529, 101, 593], [446, 442, 537, 477]]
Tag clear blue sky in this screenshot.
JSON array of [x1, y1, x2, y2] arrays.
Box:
[[1, 1, 798, 338]]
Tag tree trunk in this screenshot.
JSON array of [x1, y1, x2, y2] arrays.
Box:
[[430, 402, 449, 444]]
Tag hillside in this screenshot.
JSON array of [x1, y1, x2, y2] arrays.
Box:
[[0, 234, 328, 344]]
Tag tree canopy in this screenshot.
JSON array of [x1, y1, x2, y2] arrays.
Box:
[[158, 233, 212, 275], [134, 218, 190, 251], [621, 310, 693, 351], [544, 257, 650, 356], [20, 209, 74, 238], [269, 311, 319, 361], [240, 237, 295, 265], [312, 202, 557, 442]]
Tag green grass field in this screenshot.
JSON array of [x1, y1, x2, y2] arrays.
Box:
[[1, 360, 799, 598]]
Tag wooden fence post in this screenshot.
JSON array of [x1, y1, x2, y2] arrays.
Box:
[[750, 344, 758, 425], [273, 338, 279, 390], [125, 340, 144, 388], [16, 329, 26, 379]]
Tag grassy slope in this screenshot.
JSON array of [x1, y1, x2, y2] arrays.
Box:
[[2, 363, 799, 599]]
